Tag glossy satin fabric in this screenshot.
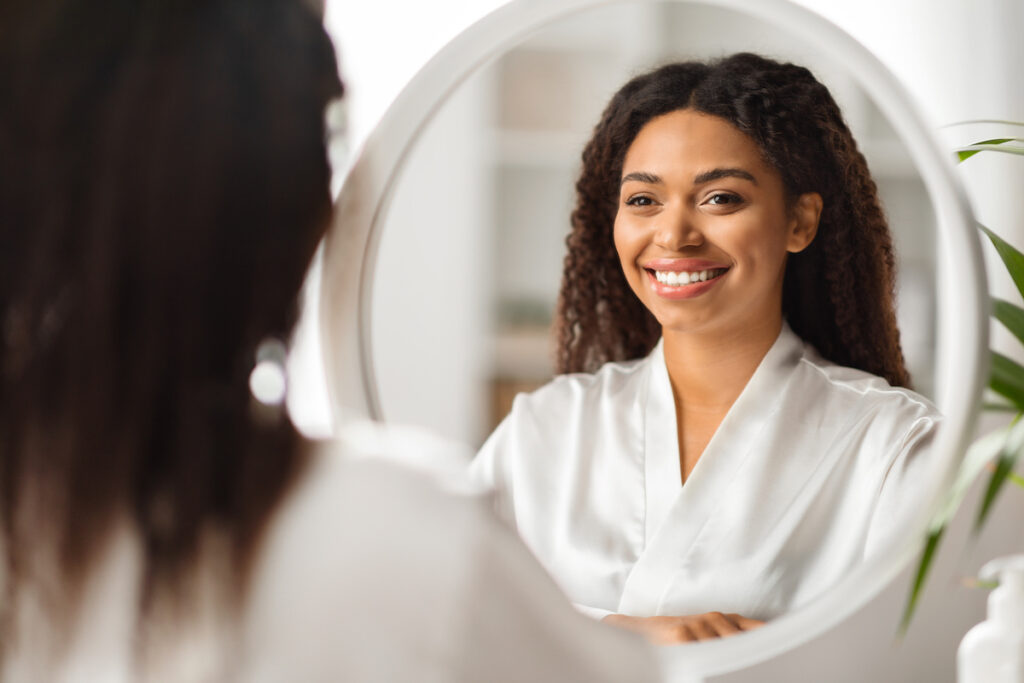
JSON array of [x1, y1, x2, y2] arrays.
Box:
[[471, 323, 939, 621]]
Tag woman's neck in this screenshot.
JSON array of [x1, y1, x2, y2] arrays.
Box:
[[662, 316, 783, 411]]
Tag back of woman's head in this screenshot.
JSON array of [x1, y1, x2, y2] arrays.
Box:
[[558, 53, 909, 388], [0, 0, 342, 639]]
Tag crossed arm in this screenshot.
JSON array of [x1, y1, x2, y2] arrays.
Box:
[[602, 612, 765, 645]]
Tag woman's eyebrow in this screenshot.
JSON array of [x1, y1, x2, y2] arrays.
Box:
[[693, 168, 757, 185], [620, 168, 758, 186], [620, 171, 662, 186]]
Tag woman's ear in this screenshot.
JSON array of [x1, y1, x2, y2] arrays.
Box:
[[787, 192, 823, 253]]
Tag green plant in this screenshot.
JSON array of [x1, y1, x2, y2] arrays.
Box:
[[901, 127, 1024, 632]]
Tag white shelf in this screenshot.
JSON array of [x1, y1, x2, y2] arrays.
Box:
[[492, 327, 556, 379]]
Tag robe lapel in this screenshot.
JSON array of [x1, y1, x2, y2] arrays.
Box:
[[641, 340, 682, 545], [618, 324, 806, 615]]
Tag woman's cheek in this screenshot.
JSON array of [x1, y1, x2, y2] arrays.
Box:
[[612, 222, 634, 266]]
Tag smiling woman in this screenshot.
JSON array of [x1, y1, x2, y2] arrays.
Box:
[[614, 107, 823, 480], [615, 110, 819, 345], [470, 53, 941, 645], [321, 0, 986, 677]]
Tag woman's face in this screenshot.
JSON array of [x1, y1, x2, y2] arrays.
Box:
[[613, 108, 820, 339]]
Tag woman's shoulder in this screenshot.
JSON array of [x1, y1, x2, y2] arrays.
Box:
[[241, 424, 659, 683], [240, 425, 493, 679], [793, 343, 940, 431], [472, 354, 655, 487], [260, 423, 488, 551], [512, 353, 653, 416]]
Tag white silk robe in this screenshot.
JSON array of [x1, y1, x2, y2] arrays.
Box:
[[471, 323, 939, 621]]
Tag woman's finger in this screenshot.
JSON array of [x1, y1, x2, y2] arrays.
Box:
[[727, 614, 766, 631], [704, 612, 741, 637], [687, 617, 720, 641], [675, 622, 700, 643]]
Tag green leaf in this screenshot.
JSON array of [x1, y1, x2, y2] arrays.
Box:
[[993, 298, 1024, 347], [928, 426, 1012, 531], [976, 417, 1024, 529], [972, 138, 1022, 144], [946, 120, 1024, 129], [983, 401, 1022, 413], [958, 139, 1024, 161], [980, 225, 1024, 302], [1010, 471, 1024, 490], [977, 457, 1014, 528], [990, 352, 1024, 410], [903, 425, 1016, 630], [900, 526, 944, 635], [969, 137, 1018, 147]]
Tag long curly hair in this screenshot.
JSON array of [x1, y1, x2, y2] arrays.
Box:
[[556, 53, 910, 388]]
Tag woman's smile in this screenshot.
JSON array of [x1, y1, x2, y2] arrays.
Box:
[[613, 108, 820, 335], [643, 258, 731, 299]]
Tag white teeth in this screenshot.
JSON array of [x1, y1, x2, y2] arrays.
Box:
[[652, 268, 726, 287]]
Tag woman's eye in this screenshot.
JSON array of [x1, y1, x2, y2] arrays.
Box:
[[625, 195, 655, 207], [706, 192, 742, 206]]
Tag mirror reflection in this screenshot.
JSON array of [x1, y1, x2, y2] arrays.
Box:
[[372, 2, 936, 447], [368, 0, 940, 639]]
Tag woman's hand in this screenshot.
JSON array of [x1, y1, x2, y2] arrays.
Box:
[[602, 612, 765, 645]]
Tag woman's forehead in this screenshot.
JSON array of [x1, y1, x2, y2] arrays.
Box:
[[621, 110, 775, 185]]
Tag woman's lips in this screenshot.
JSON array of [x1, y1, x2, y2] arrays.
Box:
[[643, 264, 730, 300], [643, 258, 729, 272]]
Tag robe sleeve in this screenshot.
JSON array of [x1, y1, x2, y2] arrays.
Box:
[[573, 603, 616, 620], [473, 416, 621, 622], [468, 393, 534, 528], [862, 413, 941, 558], [456, 501, 661, 683]]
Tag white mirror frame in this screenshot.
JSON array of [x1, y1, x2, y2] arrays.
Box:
[[321, 0, 987, 677]]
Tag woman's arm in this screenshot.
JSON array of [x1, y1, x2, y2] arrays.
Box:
[[864, 413, 940, 558], [602, 613, 764, 645], [459, 505, 662, 682]]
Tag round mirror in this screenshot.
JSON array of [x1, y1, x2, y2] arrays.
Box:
[[320, 0, 985, 676]]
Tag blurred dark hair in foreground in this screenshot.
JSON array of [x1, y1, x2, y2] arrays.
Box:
[[0, 0, 342, 657]]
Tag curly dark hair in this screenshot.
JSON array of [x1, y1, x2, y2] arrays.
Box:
[[556, 53, 910, 388]]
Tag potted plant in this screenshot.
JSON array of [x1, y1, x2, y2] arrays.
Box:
[[903, 127, 1024, 630]]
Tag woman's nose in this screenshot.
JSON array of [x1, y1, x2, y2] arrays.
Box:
[[653, 208, 703, 251]]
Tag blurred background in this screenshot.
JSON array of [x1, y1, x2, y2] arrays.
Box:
[[291, 0, 1023, 680]]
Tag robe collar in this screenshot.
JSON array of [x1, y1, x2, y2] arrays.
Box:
[[640, 322, 805, 544]]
